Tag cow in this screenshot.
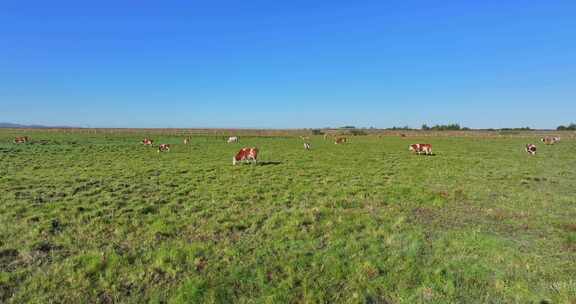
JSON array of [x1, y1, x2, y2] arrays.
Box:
[[540, 137, 556, 145], [304, 142, 311, 150], [525, 144, 537, 155], [227, 136, 239, 143], [334, 137, 347, 144], [158, 144, 170, 153], [552, 136, 561, 143], [142, 138, 154, 146], [233, 147, 258, 165], [184, 137, 191, 145], [14, 136, 30, 144], [409, 143, 432, 155]]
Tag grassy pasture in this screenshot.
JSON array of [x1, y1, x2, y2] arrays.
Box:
[[0, 129, 575, 303]]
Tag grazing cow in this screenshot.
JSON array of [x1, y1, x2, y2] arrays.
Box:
[[304, 142, 311, 150], [409, 143, 432, 155], [14, 136, 30, 144], [142, 138, 153, 146], [334, 137, 347, 144], [233, 147, 258, 165], [525, 144, 537, 155], [227, 136, 239, 143], [158, 144, 170, 152], [184, 137, 191, 145]]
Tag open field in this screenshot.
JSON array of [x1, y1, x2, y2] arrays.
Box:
[[1, 129, 575, 303]]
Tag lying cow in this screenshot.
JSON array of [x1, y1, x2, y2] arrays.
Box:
[[409, 143, 432, 155], [233, 147, 258, 165], [14, 136, 30, 144], [525, 144, 537, 155], [142, 138, 154, 145], [158, 144, 170, 152], [541, 137, 556, 145], [227, 136, 239, 143]]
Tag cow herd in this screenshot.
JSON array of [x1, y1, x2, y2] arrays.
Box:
[[11, 134, 564, 164], [143, 135, 564, 162], [524, 137, 561, 155]]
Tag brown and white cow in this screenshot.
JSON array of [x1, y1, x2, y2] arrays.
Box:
[[233, 147, 258, 165], [409, 143, 432, 155], [14, 136, 30, 144], [158, 144, 170, 152], [525, 144, 537, 155], [540, 137, 556, 145], [142, 138, 154, 146], [334, 137, 347, 144], [227, 136, 239, 143]]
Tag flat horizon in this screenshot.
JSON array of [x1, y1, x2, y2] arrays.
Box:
[[0, 121, 570, 131]]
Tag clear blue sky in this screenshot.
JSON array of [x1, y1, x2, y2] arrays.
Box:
[[1, 1, 575, 129]]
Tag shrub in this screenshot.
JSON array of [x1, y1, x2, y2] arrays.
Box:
[[420, 123, 466, 131], [349, 129, 368, 136], [557, 123, 576, 131], [389, 126, 412, 130]]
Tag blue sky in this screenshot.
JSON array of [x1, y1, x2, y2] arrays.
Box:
[[1, 1, 575, 129]]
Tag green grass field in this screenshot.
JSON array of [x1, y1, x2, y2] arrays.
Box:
[[1, 129, 575, 303]]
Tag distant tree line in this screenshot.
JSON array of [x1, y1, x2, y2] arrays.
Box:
[[498, 127, 531, 131], [557, 123, 576, 131], [421, 123, 469, 131], [309, 127, 368, 136], [388, 126, 412, 130], [335, 126, 368, 135], [348, 129, 368, 136], [312, 123, 575, 133]]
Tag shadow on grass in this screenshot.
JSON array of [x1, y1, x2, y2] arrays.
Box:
[[257, 161, 283, 166]]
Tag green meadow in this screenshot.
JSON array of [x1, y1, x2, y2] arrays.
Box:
[[0, 129, 575, 303]]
